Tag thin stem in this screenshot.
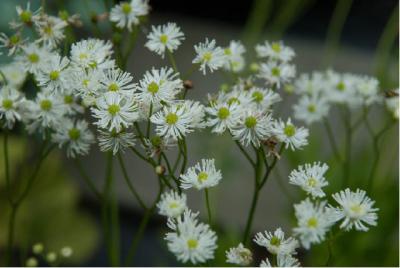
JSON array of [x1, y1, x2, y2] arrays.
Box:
[[3, 132, 12, 204], [205, 189, 212, 224], [323, 118, 342, 163], [179, 139, 188, 176], [74, 158, 102, 200], [172, 148, 182, 173], [124, 179, 164, 266], [341, 107, 352, 188], [161, 152, 181, 191], [146, 103, 153, 138], [235, 140, 256, 167], [117, 153, 147, 210], [167, 49, 178, 73]]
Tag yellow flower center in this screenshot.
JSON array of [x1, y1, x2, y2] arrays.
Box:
[[49, 70, 60, 81], [2, 99, 13, 110], [202, 52, 212, 62], [197, 171, 208, 182], [28, 53, 39, 63], [336, 81, 345, 91], [307, 177, 317, 187], [169, 202, 179, 209], [350, 204, 363, 214], [271, 67, 280, 77], [147, 82, 159, 94], [227, 97, 239, 105], [68, 128, 81, 140], [44, 26, 53, 35], [217, 107, 230, 119], [159, 34, 168, 44], [224, 48, 232, 55], [20, 10, 32, 23], [271, 42, 281, 53], [108, 104, 120, 115], [252, 91, 264, 103], [245, 116, 257, 128], [307, 104, 316, 113], [64, 95, 73, 104], [121, 2, 132, 14], [307, 217, 318, 228], [82, 79, 89, 87], [40, 100, 52, 111], [270, 236, 281, 246], [79, 53, 88, 60], [10, 35, 20, 45], [165, 113, 178, 125], [187, 239, 198, 249], [108, 83, 119, 92], [284, 124, 296, 137]]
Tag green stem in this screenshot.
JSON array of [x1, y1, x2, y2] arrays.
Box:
[[74, 158, 102, 200], [234, 140, 256, 167], [323, 118, 342, 163], [205, 189, 212, 224], [3, 132, 12, 204], [341, 107, 352, 188], [322, 0, 353, 67], [124, 179, 164, 266], [178, 139, 188, 175], [167, 49, 179, 73], [161, 152, 181, 191], [117, 153, 147, 210], [146, 103, 153, 138]]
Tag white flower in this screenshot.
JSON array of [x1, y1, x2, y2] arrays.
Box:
[[182, 100, 206, 129], [289, 162, 329, 198], [294, 72, 325, 96], [10, 2, 41, 29], [180, 159, 222, 190], [193, 38, 226, 75], [205, 102, 241, 134], [0, 62, 26, 88], [36, 53, 70, 93], [165, 209, 217, 264], [248, 87, 281, 111], [98, 128, 136, 155], [35, 15, 68, 48], [272, 118, 309, 151], [355, 75, 381, 105], [150, 103, 194, 140], [0, 86, 25, 129], [16, 44, 51, 75], [325, 71, 359, 106], [260, 255, 300, 267], [0, 33, 26, 56], [293, 198, 335, 249], [258, 61, 296, 88], [109, 0, 149, 31], [225, 243, 253, 266], [231, 109, 272, 147], [70, 39, 115, 70], [24, 90, 66, 134], [254, 227, 299, 256], [145, 22, 185, 58], [293, 94, 330, 125], [91, 91, 139, 132], [385, 93, 399, 119], [256, 40, 295, 62], [223, 40, 246, 73], [100, 68, 136, 95], [144, 135, 177, 157], [135, 67, 182, 107], [329, 188, 378, 231], [68, 68, 102, 101], [157, 190, 187, 218], [52, 119, 95, 158]]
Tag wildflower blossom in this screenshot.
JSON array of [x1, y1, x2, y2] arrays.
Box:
[[0, 86, 25, 129], [35, 15, 68, 48], [293, 94, 330, 125], [165, 209, 217, 264], [98, 128, 136, 155], [205, 102, 241, 134], [254, 228, 299, 256], [225, 243, 253, 266], [10, 2, 41, 29], [70, 38, 115, 70], [16, 44, 51, 75], [248, 87, 281, 110], [100, 68, 136, 95], [110, 0, 149, 31], [223, 40, 246, 73], [145, 22, 185, 58], [180, 159, 222, 190], [193, 39, 226, 75], [289, 162, 329, 198], [0, 62, 26, 88], [36, 53, 70, 93], [272, 118, 309, 151], [157, 190, 187, 218], [256, 40, 295, 62], [260, 255, 300, 267], [258, 61, 296, 88]]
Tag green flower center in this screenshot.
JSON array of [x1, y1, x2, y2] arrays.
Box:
[[187, 239, 198, 249], [252, 91, 264, 103], [79, 53, 88, 60], [197, 171, 208, 182], [159, 34, 168, 44], [88, 61, 97, 69], [202, 52, 212, 62], [64, 95, 73, 104], [307, 177, 317, 187], [10, 35, 20, 45], [270, 236, 281, 246], [82, 79, 89, 87], [350, 204, 363, 214], [224, 48, 232, 55], [147, 82, 159, 94], [44, 26, 53, 35], [40, 100, 52, 111], [227, 97, 239, 105], [68, 128, 81, 140], [108, 83, 119, 92], [49, 70, 60, 81], [169, 202, 179, 209], [284, 124, 296, 137], [217, 107, 230, 120], [271, 67, 280, 77], [336, 81, 345, 91], [2, 99, 13, 110], [245, 116, 257, 128], [28, 53, 39, 63], [108, 104, 120, 115], [20, 10, 32, 23], [121, 2, 132, 14], [150, 136, 162, 147], [307, 104, 316, 113], [307, 217, 318, 228], [271, 42, 281, 53], [166, 113, 178, 125]]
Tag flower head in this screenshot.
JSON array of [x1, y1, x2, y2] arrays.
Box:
[[223, 40, 246, 73], [180, 159, 222, 190], [193, 38, 226, 75], [98, 128, 136, 155], [225, 243, 253, 266], [145, 22, 185, 58], [258, 61, 296, 88], [289, 162, 329, 198], [110, 0, 149, 31], [157, 190, 187, 218], [272, 118, 309, 151], [254, 227, 299, 256], [0, 86, 26, 129], [256, 40, 295, 62]]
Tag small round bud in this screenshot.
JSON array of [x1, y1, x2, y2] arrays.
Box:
[[155, 165, 165, 175], [249, 62, 259, 73], [26, 257, 38, 267], [219, 83, 230, 92], [112, 32, 122, 45], [60, 246, 73, 258], [183, 80, 193, 90], [32, 243, 44, 254], [46, 252, 57, 263]]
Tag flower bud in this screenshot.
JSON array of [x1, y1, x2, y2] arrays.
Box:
[[46, 252, 57, 263], [26, 257, 38, 267], [155, 165, 165, 175], [32, 243, 44, 254], [183, 80, 193, 90]]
